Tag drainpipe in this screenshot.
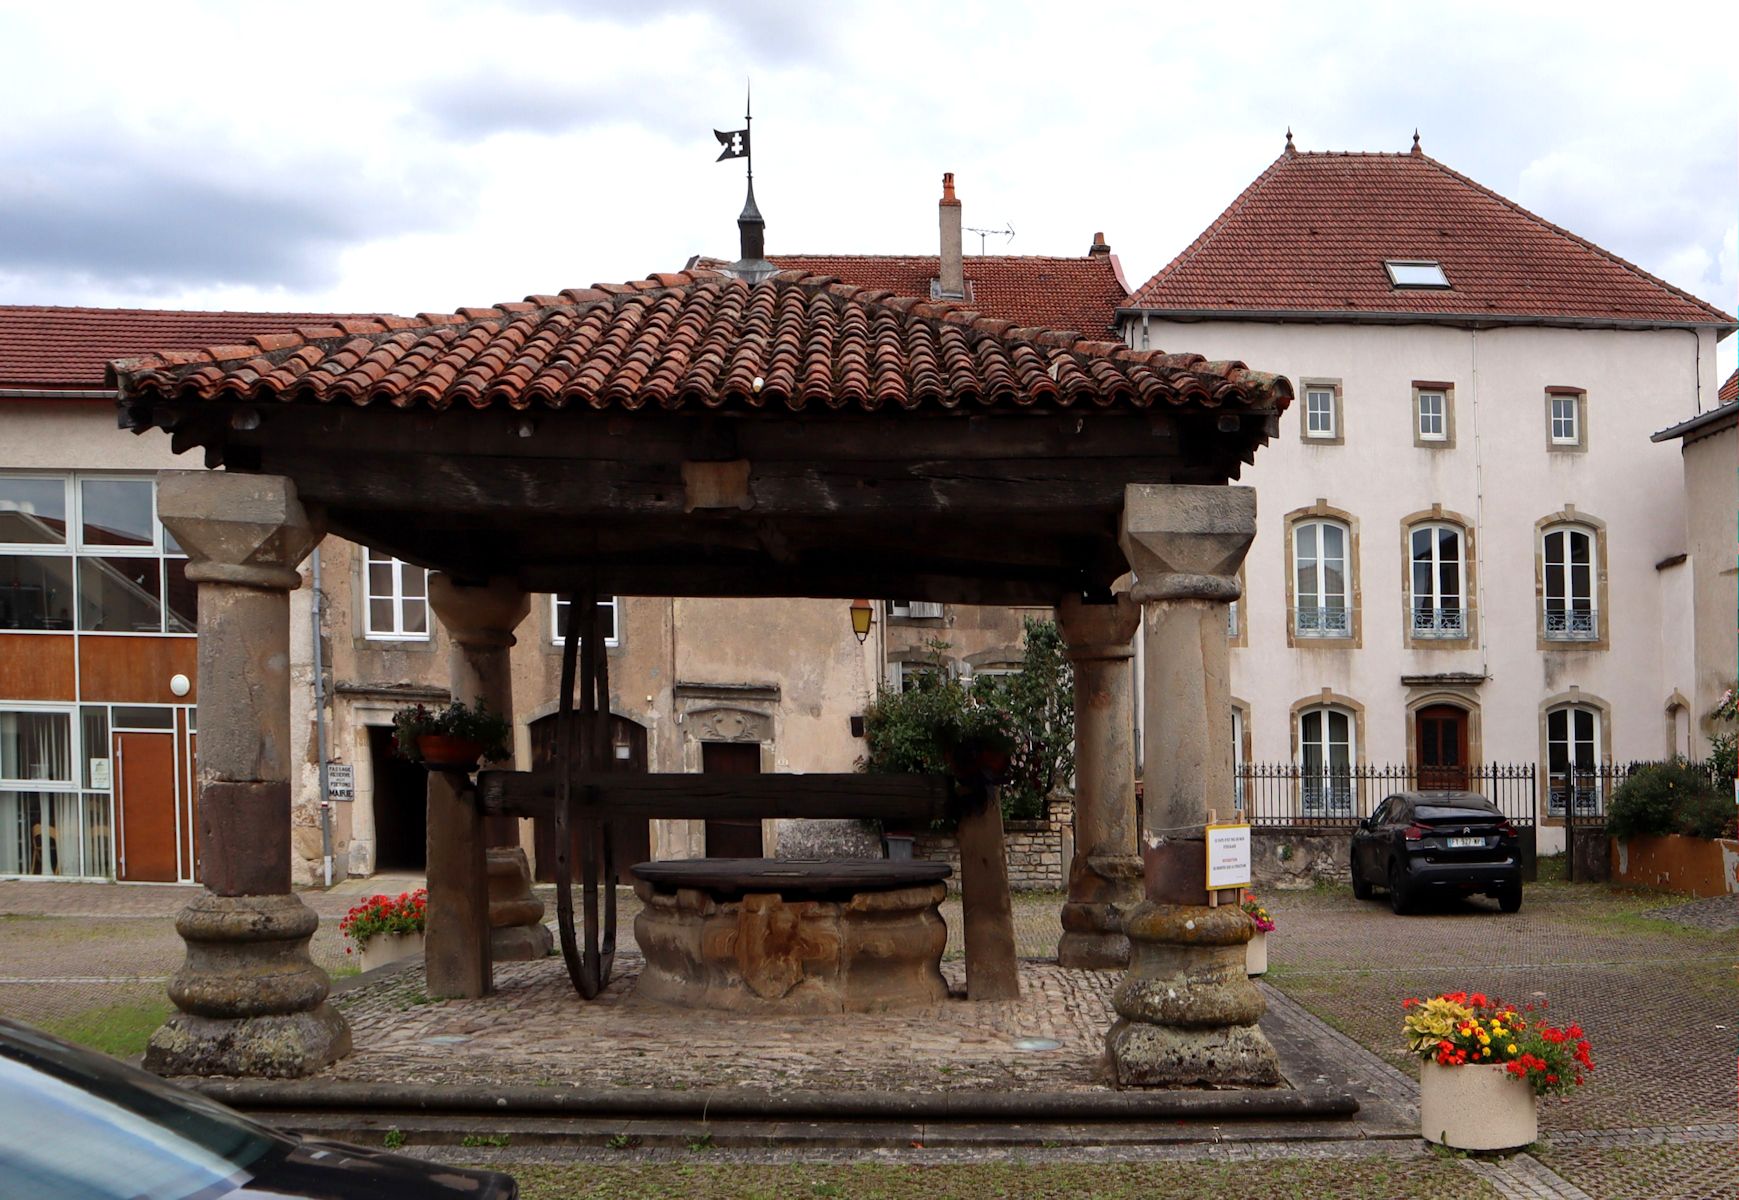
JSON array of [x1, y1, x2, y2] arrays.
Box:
[[311, 548, 334, 888]]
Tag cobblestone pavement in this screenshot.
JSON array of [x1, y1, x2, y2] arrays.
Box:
[[2, 877, 1733, 1199]]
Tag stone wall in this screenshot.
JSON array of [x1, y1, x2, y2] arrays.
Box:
[[1250, 828, 1354, 889], [914, 798, 1074, 892]]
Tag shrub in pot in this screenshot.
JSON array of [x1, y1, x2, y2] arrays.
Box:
[[391, 700, 512, 768], [1241, 891, 1274, 976], [339, 889, 429, 972]]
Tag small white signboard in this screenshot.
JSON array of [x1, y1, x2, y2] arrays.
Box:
[[326, 763, 355, 803], [89, 758, 112, 790], [1205, 821, 1252, 890]]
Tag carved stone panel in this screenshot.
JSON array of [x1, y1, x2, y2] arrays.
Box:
[[688, 707, 770, 744]]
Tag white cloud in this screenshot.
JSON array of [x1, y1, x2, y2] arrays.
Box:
[[0, 0, 1731, 343]]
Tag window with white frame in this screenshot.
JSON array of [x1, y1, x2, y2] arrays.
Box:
[[1304, 388, 1336, 439], [363, 550, 428, 640], [0, 474, 191, 634], [1293, 519, 1351, 636], [1416, 390, 1447, 442], [550, 595, 620, 646], [1541, 524, 1597, 640], [1408, 524, 1466, 638], [886, 599, 944, 619], [1231, 706, 1246, 811], [1297, 705, 1355, 818], [1546, 705, 1601, 816], [1549, 392, 1581, 446], [1226, 597, 1239, 639]]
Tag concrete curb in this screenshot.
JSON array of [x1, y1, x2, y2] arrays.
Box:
[[192, 1079, 1360, 1122]]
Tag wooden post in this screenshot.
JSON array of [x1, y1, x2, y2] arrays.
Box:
[[956, 786, 1020, 1001], [425, 769, 491, 999]]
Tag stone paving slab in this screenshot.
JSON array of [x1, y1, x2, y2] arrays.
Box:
[[1639, 892, 1739, 932]]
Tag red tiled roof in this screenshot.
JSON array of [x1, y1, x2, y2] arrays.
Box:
[[764, 254, 1127, 340], [1127, 150, 1736, 330], [1720, 370, 1737, 405], [0, 305, 378, 390], [114, 270, 1290, 416]]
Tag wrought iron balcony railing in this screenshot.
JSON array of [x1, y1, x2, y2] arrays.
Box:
[[1543, 605, 1597, 640], [1295, 604, 1351, 636], [1411, 605, 1467, 637]]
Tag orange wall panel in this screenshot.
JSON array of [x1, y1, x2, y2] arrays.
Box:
[[0, 634, 77, 700], [78, 636, 198, 704]]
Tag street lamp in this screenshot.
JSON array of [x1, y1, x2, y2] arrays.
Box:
[[849, 598, 874, 644]]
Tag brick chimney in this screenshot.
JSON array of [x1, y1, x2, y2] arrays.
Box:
[[937, 172, 964, 299], [1088, 232, 1110, 256]]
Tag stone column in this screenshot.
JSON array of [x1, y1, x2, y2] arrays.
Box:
[[145, 472, 350, 1078], [1106, 483, 1279, 1087], [1055, 593, 1143, 969], [426, 575, 550, 980]]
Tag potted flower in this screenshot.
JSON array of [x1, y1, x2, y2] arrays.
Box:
[[1241, 891, 1275, 975], [339, 889, 429, 973], [1403, 990, 1594, 1150], [392, 700, 512, 770]]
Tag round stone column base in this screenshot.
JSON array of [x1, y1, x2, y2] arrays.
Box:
[[1058, 928, 1129, 969], [145, 1004, 351, 1079], [1106, 900, 1281, 1088], [1107, 1018, 1282, 1088], [487, 847, 553, 962]]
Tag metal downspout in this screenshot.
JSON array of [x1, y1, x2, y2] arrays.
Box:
[[311, 548, 334, 887]]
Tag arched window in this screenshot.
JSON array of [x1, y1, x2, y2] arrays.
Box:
[[1297, 704, 1356, 818], [1409, 523, 1466, 638], [1293, 519, 1351, 636], [1541, 524, 1597, 641], [1546, 704, 1602, 816]]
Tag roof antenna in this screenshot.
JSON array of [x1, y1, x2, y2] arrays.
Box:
[[1284, 126, 1296, 156], [964, 222, 1015, 256], [1411, 128, 1422, 155]]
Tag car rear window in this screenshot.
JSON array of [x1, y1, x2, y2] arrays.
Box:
[[1417, 804, 1500, 821]]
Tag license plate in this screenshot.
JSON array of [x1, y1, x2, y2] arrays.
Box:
[[1446, 836, 1484, 848]]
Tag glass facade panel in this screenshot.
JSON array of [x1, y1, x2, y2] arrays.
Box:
[[1, 711, 73, 783], [78, 557, 163, 632], [80, 479, 156, 548], [0, 478, 69, 544], [163, 557, 196, 633], [0, 554, 77, 629]]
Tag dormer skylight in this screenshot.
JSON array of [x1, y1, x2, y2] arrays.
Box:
[[1384, 260, 1451, 288]]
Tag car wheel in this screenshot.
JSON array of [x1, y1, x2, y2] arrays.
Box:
[[1350, 855, 1372, 899], [1387, 861, 1413, 915], [1498, 883, 1523, 913]]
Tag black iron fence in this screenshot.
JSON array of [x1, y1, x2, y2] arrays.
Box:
[[1237, 762, 1537, 827], [1238, 759, 1725, 829]]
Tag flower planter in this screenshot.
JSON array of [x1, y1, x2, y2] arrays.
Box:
[[1245, 929, 1267, 975], [1419, 1059, 1537, 1150], [358, 930, 425, 974], [417, 734, 485, 769]]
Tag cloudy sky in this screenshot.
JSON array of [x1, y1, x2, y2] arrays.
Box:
[[2, 0, 1735, 375]]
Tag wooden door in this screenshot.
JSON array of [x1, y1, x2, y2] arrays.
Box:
[[528, 713, 649, 883], [702, 741, 764, 858], [115, 731, 178, 882], [1416, 705, 1470, 791]]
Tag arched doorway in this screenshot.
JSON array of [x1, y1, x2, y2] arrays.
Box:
[[528, 712, 649, 882], [1415, 704, 1470, 791]]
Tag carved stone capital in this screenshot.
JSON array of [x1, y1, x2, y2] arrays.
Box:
[[1056, 593, 1140, 661], [157, 471, 321, 591], [428, 574, 530, 648], [1120, 484, 1255, 604]]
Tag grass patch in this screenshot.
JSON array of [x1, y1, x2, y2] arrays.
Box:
[[495, 1159, 1498, 1199], [41, 1001, 172, 1058]]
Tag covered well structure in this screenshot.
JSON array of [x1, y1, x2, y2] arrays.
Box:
[[114, 268, 1292, 1085]]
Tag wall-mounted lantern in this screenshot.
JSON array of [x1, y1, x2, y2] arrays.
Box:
[[848, 598, 874, 644]]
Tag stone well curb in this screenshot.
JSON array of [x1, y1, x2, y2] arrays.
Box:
[[191, 1079, 1359, 1122]]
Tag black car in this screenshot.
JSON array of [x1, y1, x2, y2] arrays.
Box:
[[1350, 790, 1523, 914], [0, 1017, 516, 1199]]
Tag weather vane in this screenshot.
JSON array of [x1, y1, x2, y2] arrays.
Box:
[[714, 83, 775, 282]]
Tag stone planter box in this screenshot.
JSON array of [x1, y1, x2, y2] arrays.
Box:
[[1419, 1059, 1536, 1150], [1245, 929, 1267, 976], [1612, 834, 1739, 898], [358, 930, 425, 974]]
